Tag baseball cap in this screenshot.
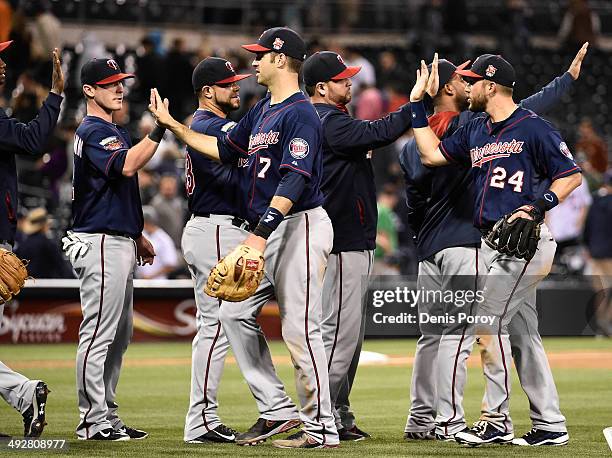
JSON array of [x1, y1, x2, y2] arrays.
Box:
[[428, 59, 471, 88], [455, 54, 516, 87], [242, 27, 307, 61], [302, 51, 361, 86], [192, 57, 252, 92], [81, 58, 135, 86], [0, 40, 13, 53]]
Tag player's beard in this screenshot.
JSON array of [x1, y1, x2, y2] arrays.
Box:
[[457, 95, 469, 112], [217, 94, 240, 113], [468, 92, 487, 112]]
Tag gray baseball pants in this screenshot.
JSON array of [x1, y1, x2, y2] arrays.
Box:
[[321, 250, 374, 431], [476, 224, 566, 434], [0, 241, 39, 416], [219, 207, 339, 445], [71, 233, 136, 439], [182, 215, 248, 441]]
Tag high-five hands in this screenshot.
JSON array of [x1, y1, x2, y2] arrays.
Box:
[[410, 53, 438, 102], [148, 88, 172, 128]]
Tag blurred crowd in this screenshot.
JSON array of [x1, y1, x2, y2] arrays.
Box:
[[0, 0, 610, 291]]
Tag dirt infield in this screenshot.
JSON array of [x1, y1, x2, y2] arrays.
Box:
[[6, 350, 612, 370]]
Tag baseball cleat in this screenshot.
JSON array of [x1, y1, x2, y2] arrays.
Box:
[[186, 424, 237, 443], [338, 427, 365, 441], [116, 426, 148, 439], [23, 382, 49, 437], [455, 421, 513, 446], [272, 431, 339, 449], [349, 425, 370, 438], [512, 428, 569, 446], [235, 418, 300, 446], [436, 427, 469, 442], [80, 428, 130, 441], [404, 429, 435, 441]]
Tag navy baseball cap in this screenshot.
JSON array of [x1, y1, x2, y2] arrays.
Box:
[[81, 58, 135, 86], [192, 57, 252, 91], [0, 40, 12, 53], [242, 27, 307, 61], [428, 59, 471, 88], [302, 51, 361, 86], [455, 54, 516, 87]]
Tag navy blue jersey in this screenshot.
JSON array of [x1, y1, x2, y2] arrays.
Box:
[[440, 106, 580, 229], [583, 192, 612, 258], [401, 72, 575, 260], [71, 116, 143, 238], [0, 93, 62, 242], [315, 102, 412, 253], [186, 109, 244, 217], [218, 92, 324, 223]]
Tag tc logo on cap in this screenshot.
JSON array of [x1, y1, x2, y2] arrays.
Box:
[[337, 54, 345, 64], [107, 59, 119, 70], [485, 65, 497, 77], [225, 61, 234, 72], [273, 37, 284, 50]]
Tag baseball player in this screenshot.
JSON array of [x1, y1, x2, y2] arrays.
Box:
[[67, 58, 161, 441], [302, 51, 416, 441], [409, 53, 581, 446], [150, 27, 338, 449], [0, 41, 63, 438], [401, 45, 588, 444], [182, 57, 252, 444]]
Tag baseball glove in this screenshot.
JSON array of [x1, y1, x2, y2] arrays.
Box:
[[484, 206, 543, 261], [205, 244, 265, 302], [0, 248, 29, 303]]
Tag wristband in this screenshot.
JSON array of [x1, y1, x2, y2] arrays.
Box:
[[253, 207, 284, 240], [531, 190, 559, 213], [410, 101, 429, 128], [148, 125, 166, 143]]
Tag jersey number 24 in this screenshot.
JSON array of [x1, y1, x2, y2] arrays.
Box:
[[490, 166, 524, 192]]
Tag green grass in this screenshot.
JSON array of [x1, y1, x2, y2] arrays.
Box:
[[0, 338, 611, 456]]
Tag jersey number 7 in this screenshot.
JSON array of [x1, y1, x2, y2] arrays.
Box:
[[258, 157, 271, 178], [490, 166, 524, 192]]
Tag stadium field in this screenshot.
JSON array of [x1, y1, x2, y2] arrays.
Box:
[[1, 337, 611, 456]]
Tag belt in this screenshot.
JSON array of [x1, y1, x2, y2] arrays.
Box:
[[102, 230, 134, 239], [193, 212, 253, 231]]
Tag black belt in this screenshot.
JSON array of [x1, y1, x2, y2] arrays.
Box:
[[102, 230, 134, 239], [193, 212, 253, 231]]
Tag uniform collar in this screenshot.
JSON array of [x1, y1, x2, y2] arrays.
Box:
[[267, 91, 305, 109], [486, 106, 525, 135]]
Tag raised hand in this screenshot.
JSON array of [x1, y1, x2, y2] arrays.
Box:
[[410, 53, 438, 102], [51, 48, 64, 95], [426, 53, 439, 98], [567, 42, 588, 80], [148, 88, 173, 128]]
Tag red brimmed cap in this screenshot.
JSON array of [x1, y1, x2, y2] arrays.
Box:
[[455, 54, 516, 87], [302, 51, 361, 86], [0, 40, 13, 53], [81, 58, 135, 86], [242, 27, 307, 61], [192, 57, 252, 91]]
